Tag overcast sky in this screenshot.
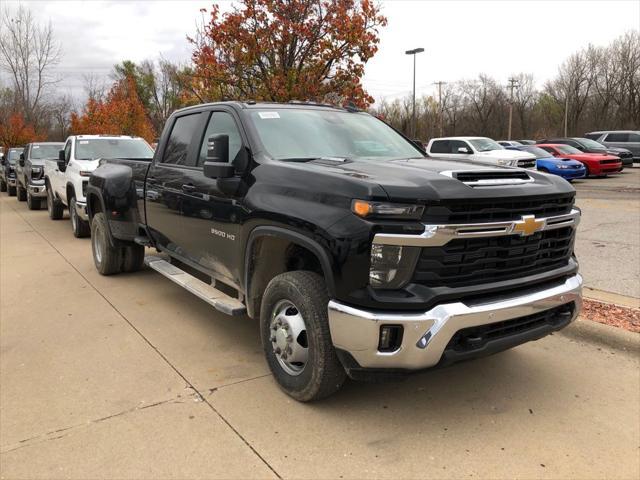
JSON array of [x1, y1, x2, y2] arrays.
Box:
[[3, 0, 639, 105]]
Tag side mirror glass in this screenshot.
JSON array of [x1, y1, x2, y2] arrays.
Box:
[[457, 147, 470, 154], [58, 150, 66, 161]]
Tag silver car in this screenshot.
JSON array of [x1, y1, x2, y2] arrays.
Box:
[[585, 131, 640, 161]]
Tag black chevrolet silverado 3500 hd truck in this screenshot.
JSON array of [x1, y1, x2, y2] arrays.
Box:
[[86, 101, 583, 401]]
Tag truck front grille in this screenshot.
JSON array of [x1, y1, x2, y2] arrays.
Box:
[[517, 159, 536, 168], [600, 159, 619, 165], [412, 226, 574, 288], [421, 194, 574, 223]]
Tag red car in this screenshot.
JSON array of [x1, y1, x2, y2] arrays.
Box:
[[537, 144, 622, 176]]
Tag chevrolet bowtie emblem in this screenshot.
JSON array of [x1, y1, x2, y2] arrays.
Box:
[[512, 215, 546, 236]]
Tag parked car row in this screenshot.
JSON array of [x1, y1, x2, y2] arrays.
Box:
[[2, 101, 586, 402], [423, 132, 637, 181]]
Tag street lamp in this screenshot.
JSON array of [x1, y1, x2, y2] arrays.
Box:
[[405, 47, 424, 139]]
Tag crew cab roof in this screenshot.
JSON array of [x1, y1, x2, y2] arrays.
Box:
[[172, 100, 358, 116]]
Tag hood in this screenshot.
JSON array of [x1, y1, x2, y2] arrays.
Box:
[[571, 153, 620, 161], [549, 157, 584, 166], [605, 146, 632, 154], [275, 156, 574, 204], [475, 149, 536, 160]]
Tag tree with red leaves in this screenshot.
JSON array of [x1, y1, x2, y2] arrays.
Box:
[[70, 77, 155, 143], [0, 113, 43, 150], [188, 0, 386, 108]]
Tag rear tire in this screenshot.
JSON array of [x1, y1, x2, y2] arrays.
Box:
[[91, 212, 122, 275], [27, 191, 41, 210], [16, 184, 26, 201], [260, 271, 346, 402], [122, 244, 145, 273], [47, 184, 64, 219], [70, 196, 90, 238]]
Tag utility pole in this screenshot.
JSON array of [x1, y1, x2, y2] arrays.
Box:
[[507, 77, 519, 140], [405, 47, 424, 139], [564, 95, 569, 137], [433, 81, 446, 136]]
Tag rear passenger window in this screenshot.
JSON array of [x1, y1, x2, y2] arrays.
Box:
[[162, 114, 202, 165], [430, 140, 449, 154], [605, 133, 632, 142], [197, 112, 242, 167]]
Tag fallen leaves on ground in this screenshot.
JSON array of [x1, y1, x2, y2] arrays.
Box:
[[581, 299, 640, 333]]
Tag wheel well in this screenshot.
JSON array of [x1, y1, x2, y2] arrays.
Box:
[[87, 193, 103, 221], [247, 236, 324, 319], [66, 183, 75, 202]]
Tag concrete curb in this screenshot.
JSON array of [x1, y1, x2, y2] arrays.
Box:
[[583, 287, 640, 309], [559, 318, 639, 355]]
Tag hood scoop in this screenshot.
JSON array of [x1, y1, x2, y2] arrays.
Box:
[[441, 169, 534, 186]]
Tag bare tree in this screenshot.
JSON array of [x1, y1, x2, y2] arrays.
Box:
[[0, 5, 62, 126], [82, 72, 107, 101]]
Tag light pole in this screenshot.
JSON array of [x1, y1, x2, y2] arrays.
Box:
[[507, 77, 519, 140], [405, 47, 424, 139]]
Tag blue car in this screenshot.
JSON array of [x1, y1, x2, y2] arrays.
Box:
[[505, 145, 586, 180]]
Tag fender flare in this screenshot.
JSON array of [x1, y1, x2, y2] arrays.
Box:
[[243, 226, 337, 308]]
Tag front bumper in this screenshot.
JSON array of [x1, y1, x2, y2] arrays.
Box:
[[328, 274, 582, 371], [28, 182, 47, 198], [8, 178, 16, 187], [552, 168, 586, 179]]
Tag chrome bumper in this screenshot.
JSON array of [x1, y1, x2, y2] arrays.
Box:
[[74, 200, 89, 221], [28, 183, 47, 198], [8, 178, 16, 187], [328, 274, 582, 370]]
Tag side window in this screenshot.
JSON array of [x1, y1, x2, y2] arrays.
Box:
[[430, 140, 449, 154], [605, 133, 629, 142], [162, 114, 202, 166], [449, 140, 468, 153], [539, 146, 554, 154], [64, 141, 72, 162], [628, 133, 640, 142], [197, 111, 242, 167]]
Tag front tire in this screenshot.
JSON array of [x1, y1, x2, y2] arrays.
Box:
[[260, 271, 346, 402], [91, 213, 122, 275], [27, 191, 41, 210], [70, 196, 90, 238], [47, 184, 64, 219], [16, 183, 26, 201], [122, 244, 145, 273], [8, 185, 16, 196], [0, 180, 6, 192]]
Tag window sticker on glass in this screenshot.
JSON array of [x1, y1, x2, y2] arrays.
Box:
[[79, 140, 89, 144], [33, 146, 40, 149], [258, 111, 280, 119]]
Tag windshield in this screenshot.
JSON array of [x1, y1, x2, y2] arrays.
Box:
[[247, 109, 422, 161], [469, 138, 503, 152], [7, 148, 23, 163], [30, 144, 64, 160], [75, 138, 154, 160], [556, 145, 581, 154], [522, 146, 554, 159], [577, 138, 606, 150]]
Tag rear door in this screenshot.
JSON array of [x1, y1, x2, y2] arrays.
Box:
[[605, 132, 640, 157]]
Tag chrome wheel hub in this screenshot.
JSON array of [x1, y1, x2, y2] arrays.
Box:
[[93, 229, 103, 264], [270, 300, 308, 376]]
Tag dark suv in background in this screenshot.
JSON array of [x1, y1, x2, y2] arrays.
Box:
[[584, 131, 640, 162], [0, 147, 24, 196], [17, 142, 64, 209], [537, 137, 633, 168]]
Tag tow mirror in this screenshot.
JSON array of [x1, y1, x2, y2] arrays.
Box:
[[56, 150, 66, 172], [19, 153, 25, 167], [203, 134, 234, 179], [457, 147, 471, 154]]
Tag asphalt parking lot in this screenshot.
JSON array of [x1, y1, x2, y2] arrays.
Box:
[[573, 167, 640, 298], [1, 178, 639, 479]]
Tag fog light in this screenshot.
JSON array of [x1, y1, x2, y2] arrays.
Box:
[[379, 325, 403, 352]]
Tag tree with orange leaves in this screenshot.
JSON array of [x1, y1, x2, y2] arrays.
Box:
[[70, 77, 155, 143], [0, 113, 43, 150], [188, 0, 386, 108]]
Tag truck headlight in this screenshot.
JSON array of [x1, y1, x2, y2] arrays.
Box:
[[496, 159, 518, 167], [352, 200, 423, 220], [369, 244, 420, 289], [30, 166, 42, 174]]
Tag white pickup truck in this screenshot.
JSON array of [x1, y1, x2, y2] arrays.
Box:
[[426, 136, 537, 168], [44, 135, 154, 237]]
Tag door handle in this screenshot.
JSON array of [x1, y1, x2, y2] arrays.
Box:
[[182, 184, 196, 192]]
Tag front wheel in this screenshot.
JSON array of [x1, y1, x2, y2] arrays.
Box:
[[70, 197, 90, 238], [27, 191, 41, 210], [16, 184, 26, 201], [0, 180, 6, 192], [47, 184, 64, 219], [7, 185, 16, 196], [260, 271, 346, 402]]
